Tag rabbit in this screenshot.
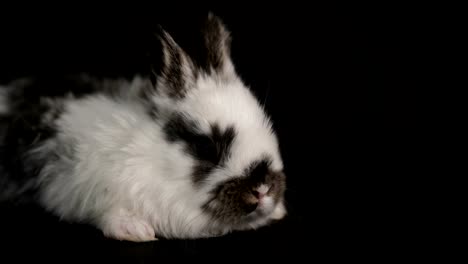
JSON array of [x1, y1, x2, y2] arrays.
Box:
[[0, 13, 287, 242]]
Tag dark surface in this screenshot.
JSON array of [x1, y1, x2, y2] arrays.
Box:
[[0, 3, 403, 262]]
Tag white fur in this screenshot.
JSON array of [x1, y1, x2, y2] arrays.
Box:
[[32, 72, 285, 241], [21, 17, 286, 241], [159, 75, 283, 188], [35, 94, 211, 239]]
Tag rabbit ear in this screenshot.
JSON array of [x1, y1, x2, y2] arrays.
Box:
[[149, 27, 197, 100], [201, 13, 236, 80]]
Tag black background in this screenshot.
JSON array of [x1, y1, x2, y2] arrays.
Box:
[[0, 3, 407, 262]]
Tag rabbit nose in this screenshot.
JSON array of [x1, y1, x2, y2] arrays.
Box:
[[253, 184, 270, 200], [251, 190, 264, 200]]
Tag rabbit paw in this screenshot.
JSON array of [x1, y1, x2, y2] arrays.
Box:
[[102, 211, 157, 242]]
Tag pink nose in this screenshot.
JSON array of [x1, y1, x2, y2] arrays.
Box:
[[257, 192, 265, 200], [253, 186, 269, 200]]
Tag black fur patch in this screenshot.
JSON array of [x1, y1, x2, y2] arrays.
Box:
[[244, 159, 271, 183], [202, 158, 286, 226], [163, 114, 236, 185]]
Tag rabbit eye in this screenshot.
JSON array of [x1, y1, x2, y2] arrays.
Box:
[[191, 135, 218, 163], [268, 183, 275, 193], [210, 124, 236, 165]]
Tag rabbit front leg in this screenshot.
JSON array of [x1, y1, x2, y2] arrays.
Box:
[[99, 208, 158, 242]]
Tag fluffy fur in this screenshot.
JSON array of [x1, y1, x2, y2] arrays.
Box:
[[0, 14, 286, 242]]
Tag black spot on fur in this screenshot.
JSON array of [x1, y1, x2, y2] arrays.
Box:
[[244, 159, 270, 183], [202, 158, 286, 226], [163, 114, 236, 185]]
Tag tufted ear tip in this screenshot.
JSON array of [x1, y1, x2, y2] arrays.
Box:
[[201, 12, 236, 79], [146, 25, 196, 100]]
